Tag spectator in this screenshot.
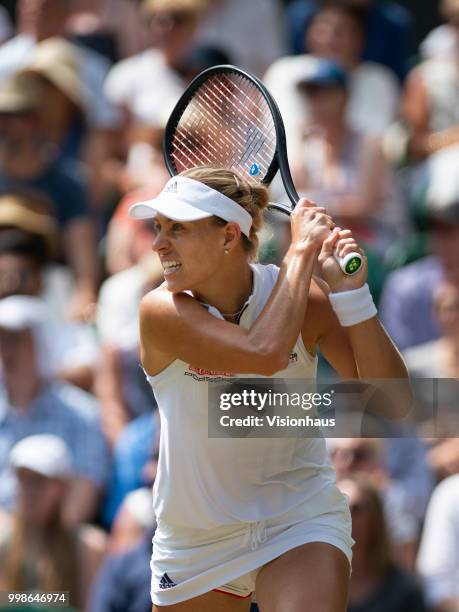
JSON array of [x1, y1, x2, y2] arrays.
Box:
[[17, 38, 89, 157], [330, 438, 420, 569], [101, 412, 159, 527], [264, 0, 400, 151], [0, 0, 120, 133], [0, 296, 110, 525], [0, 72, 99, 320], [404, 282, 459, 378], [96, 218, 162, 446], [402, 18, 459, 162], [285, 0, 415, 82], [420, 0, 459, 61], [197, 0, 286, 77], [89, 527, 154, 612], [403, 282, 459, 481], [103, 189, 165, 275], [380, 144, 459, 350], [104, 0, 206, 132], [339, 477, 427, 612], [0, 434, 107, 610], [292, 58, 405, 257], [66, 0, 150, 61], [108, 487, 156, 553], [417, 474, 459, 611], [0, 237, 99, 390], [0, 0, 121, 211], [0, 7, 13, 46]]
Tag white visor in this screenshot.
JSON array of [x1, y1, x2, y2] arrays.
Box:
[[128, 176, 253, 238]]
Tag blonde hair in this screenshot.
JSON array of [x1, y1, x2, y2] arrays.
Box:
[[4, 515, 80, 608], [180, 166, 269, 259]]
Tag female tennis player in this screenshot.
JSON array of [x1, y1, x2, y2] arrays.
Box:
[[129, 166, 408, 612]]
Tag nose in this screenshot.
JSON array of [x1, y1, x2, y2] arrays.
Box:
[[151, 229, 170, 253]]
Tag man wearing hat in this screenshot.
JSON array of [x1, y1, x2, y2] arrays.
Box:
[[0, 0, 119, 131], [0, 434, 107, 609], [0, 295, 110, 526], [292, 57, 404, 269], [0, 73, 99, 321]]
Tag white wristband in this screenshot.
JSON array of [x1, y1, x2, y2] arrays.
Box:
[[328, 283, 377, 327]]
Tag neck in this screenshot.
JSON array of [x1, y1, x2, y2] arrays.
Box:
[[193, 259, 253, 322]]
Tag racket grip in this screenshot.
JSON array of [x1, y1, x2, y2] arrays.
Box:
[[334, 251, 363, 276]]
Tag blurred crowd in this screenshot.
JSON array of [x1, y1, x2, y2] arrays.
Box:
[[0, 0, 458, 611]]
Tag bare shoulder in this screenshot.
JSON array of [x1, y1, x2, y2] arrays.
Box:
[[140, 285, 180, 320], [140, 285, 203, 322], [140, 286, 211, 375]]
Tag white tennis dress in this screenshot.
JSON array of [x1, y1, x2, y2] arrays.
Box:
[[147, 263, 353, 606]]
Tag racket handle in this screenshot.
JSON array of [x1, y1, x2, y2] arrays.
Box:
[[334, 251, 363, 276]]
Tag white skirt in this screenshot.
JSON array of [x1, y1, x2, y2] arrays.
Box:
[[151, 483, 354, 606]]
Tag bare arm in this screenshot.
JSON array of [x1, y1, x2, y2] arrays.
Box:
[[94, 344, 130, 448], [304, 230, 411, 419], [305, 277, 407, 380], [65, 218, 100, 319], [141, 200, 333, 376], [141, 248, 317, 376]]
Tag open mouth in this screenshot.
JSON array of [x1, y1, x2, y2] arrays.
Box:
[[162, 260, 182, 276]]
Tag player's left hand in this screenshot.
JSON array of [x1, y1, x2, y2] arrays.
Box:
[[318, 227, 368, 292]]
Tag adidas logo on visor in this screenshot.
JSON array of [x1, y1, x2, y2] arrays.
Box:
[[164, 180, 178, 193]]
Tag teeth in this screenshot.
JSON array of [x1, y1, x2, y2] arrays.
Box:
[[162, 260, 181, 274]]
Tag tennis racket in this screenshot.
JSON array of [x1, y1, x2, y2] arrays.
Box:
[[163, 64, 363, 276]]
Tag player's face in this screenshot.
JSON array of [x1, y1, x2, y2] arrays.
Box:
[[151, 214, 227, 293]]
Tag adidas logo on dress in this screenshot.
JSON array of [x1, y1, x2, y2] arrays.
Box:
[[159, 573, 177, 589]]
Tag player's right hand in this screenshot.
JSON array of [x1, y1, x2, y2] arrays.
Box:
[[290, 198, 334, 252]]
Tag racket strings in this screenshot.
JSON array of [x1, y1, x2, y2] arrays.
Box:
[[201, 75, 276, 167], [169, 72, 277, 179]]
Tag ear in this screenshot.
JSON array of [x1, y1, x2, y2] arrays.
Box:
[[222, 222, 242, 252]]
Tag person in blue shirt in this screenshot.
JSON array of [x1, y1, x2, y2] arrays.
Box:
[[285, 0, 415, 82]]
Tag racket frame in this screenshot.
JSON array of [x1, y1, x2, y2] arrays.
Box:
[[163, 64, 362, 275], [164, 64, 297, 214]]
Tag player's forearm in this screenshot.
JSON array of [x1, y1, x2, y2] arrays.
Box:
[[248, 243, 318, 371], [346, 318, 412, 419], [346, 318, 408, 379]]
